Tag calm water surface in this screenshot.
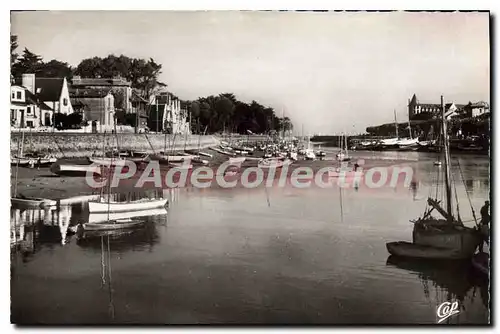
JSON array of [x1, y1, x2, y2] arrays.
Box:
[[11, 151, 490, 324]]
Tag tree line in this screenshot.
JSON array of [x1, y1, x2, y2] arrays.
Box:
[[11, 35, 293, 134]]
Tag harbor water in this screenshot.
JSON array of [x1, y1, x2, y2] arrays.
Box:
[[10, 151, 490, 324]]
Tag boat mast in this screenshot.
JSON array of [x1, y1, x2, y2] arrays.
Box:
[[441, 95, 453, 221], [408, 112, 413, 139], [394, 110, 399, 138]]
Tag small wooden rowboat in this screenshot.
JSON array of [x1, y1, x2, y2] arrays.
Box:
[[89, 157, 128, 167], [11, 196, 57, 208], [83, 219, 144, 231], [386, 241, 473, 260], [258, 158, 291, 169], [88, 207, 168, 224], [50, 164, 102, 176], [88, 198, 168, 213], [210, 147, 236, 156]]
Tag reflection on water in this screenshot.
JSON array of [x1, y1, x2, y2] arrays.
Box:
[[386, 256, 489, 323], [11, 154, 489, 324]]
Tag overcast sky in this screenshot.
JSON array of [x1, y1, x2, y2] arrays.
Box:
[[11, 11, 490, 134]]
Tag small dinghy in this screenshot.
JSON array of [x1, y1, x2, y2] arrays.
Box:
[[89, 157, 128, 167], [229, 157, 246, 165], [386, 241, 471, 260], [210, 147, 236, 156], [434, 161, 442, 166], [88, 198, 168, 213], [11, 196, 57, 208], [83, 219, 144, 231], [51, 164, 102, 176], [472, 252, 489, 276], [258, 158, 291, 169]]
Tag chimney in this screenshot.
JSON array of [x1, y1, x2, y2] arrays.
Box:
[[22, 73, 35, 94]]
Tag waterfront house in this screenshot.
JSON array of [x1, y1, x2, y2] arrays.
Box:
[[18, 74, 74, 115], [69, 88, 115, 132], [10, 84, 53, 128], [463, 101, 490, 118]]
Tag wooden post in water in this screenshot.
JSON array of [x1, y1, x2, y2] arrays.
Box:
[[441, 95, 453, 221]]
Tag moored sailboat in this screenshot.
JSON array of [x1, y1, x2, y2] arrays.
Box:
[[386, 96, 482, 260]]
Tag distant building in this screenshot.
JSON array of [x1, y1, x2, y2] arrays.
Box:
[[71, 76, 132, 121], [463, 101, 490, 118], [70, 88, 115, 132], [148, 92, 190, 134], [130, 89, 149, 130], [10, 84, 53, 128], [408, 94, 465, 120], [13, 73, 74, 118]]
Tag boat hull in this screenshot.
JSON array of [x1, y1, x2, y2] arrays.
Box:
[[412, 222, 481, 258], [83, 220, 144, 231], [88, 198, 168, 213], [11, 197, 57, 208], [51, 164, 102, 176], [386, 241, 474, 260]]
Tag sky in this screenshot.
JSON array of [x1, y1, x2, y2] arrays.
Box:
[[10, 11, 490, 135]]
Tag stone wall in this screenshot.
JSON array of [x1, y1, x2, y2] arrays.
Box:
[[11, 132, 220, 158]]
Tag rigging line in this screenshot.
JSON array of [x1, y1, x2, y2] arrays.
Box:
[[107, 234, 115, 319], [450, 161, 462, 223], [457, 159, 478, 226], [101, 236, 106, 286]]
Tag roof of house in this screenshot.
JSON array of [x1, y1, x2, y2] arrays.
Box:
[[69, 88, 112, 98], [71, 76, 131, 87], [34, 78, 65, 102], [25, 89, 53, 110], [470, 101, 489, 108], [10, 84, 53, 110]]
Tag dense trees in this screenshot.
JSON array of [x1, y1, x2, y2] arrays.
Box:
[[11, 44, 73, 78], [187, 94, 293, 135]]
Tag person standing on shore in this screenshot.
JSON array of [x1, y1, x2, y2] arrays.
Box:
[[478, 200, 490, 252]]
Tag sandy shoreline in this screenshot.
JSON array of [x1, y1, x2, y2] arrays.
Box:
[[11, 154, 413, 201]]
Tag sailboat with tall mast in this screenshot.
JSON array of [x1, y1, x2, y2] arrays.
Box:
[[336, 132, 351, 162], [386, 96, 482, 259]]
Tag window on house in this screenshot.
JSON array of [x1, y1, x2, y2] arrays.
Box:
[[16, 91, 22, 100], [11, 109, 16, 120], [27, 106, 32, 114], [26, 121, 34, 128], [11, 92, 15, 99], [63, 98, 68, 106]]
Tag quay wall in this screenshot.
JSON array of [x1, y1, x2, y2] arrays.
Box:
[[11, 132, 221, 158]]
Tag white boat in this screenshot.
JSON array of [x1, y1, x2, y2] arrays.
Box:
[[192, 156, 209, 165], [198, 152, 213, 158], [11, 196, 57, 208], [50, 163, 102, 176], [88, 197, 168, 213], [434, 161, 442, 166], [229, 157, 246, 165], [169, 162, 193, 169], [396, 137, 419, 147], [89, 157, 128, 167], [258, 158, 291, 169], [59, 194, 101, 205], [88, 207, 168, 224], [151, 154, 194, 163], [336, 133, 351, 161], [380, 138, 399, 146], [210, 147, 236, 156], [304, 149, 316, 160]]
